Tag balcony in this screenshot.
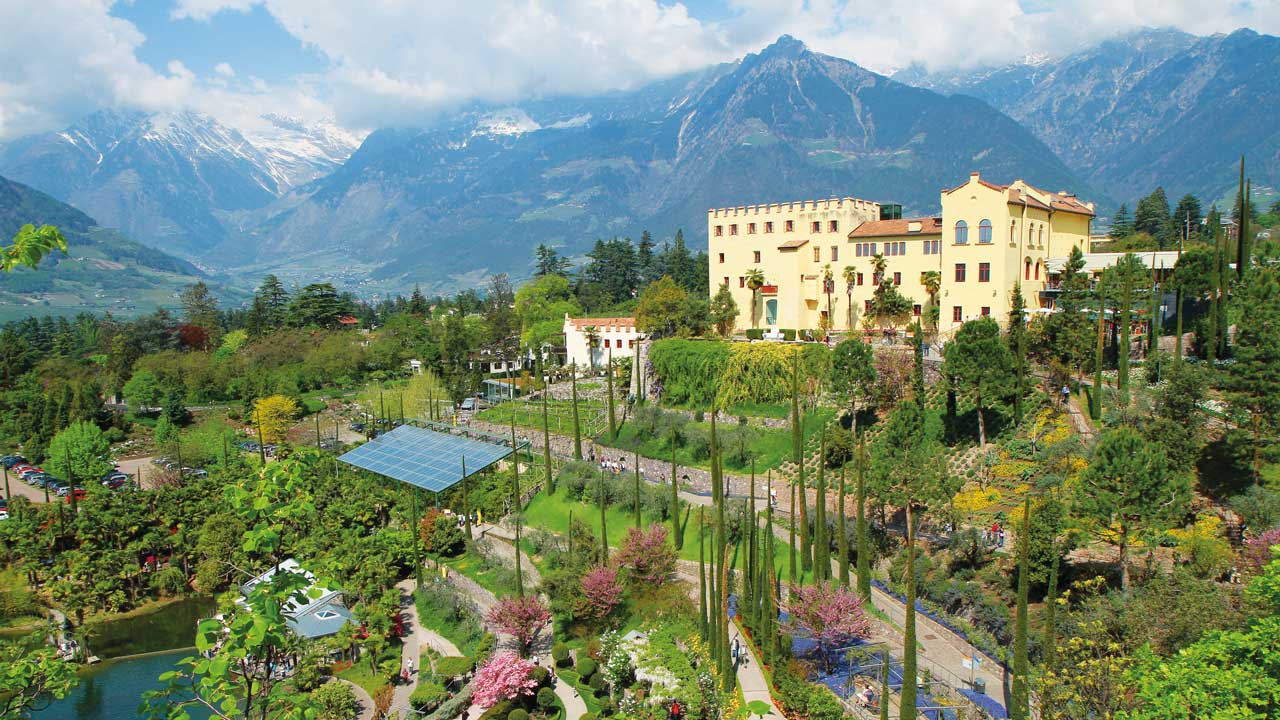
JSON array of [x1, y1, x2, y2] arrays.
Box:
[[760, 284, 778, 295]]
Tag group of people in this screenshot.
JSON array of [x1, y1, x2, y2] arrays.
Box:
[[854, 685, 877, 710], [984, 522, 1006, 548]]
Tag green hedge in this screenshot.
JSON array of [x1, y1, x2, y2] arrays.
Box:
[[745, 329, 764, 340], [551, 642, 569, 667], [649, 339, 731, 406], [433, 655, 474, 678], [576, 657, 597, 680], [410, 681, 449, 712], [537, 686, 558, 708]]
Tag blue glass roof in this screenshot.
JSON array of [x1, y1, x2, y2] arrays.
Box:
[[338, 424, 512, 492]]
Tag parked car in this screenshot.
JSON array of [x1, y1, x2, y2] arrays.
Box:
[[13, 465, 36, 476], [27, 474, 53, 488], [0, 509, 9, 521], [102, 472, 130, 487], [19, 468, 45, 481], [151, 456, 170, 466], [62, 488, 87, 502], [55, 485, 84, 498], [1, 455, 26, 469], [180, 468, 208, 479]]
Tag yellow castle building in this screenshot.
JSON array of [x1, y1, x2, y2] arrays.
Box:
[[707, 172, 1095, 338]]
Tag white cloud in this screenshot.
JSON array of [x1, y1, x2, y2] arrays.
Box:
[[0, 0, 198, 139], [4, 0, 1279, 142]]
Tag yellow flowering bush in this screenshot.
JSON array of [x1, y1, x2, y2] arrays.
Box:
[[954, 486, 1002, 513]]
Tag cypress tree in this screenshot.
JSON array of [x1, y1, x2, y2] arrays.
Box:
[[912, 320, 925, 402], [1207, 226, 1222, 362], [837, 464, 849, 588], [814, 434, 828, 581], [1011, 497, 1031, 720], [744, 460, 757, 632], [900, 500, 918, 720], [1009, 285, 1027, 423], [633, 449, 641, 530], [606, 347, 617, 441], [1216, 220, 1231, 358], [1041, 526, 1061, 718], [944, 372, 958, 444], [791, 353, 812, 573], [1092, 279, 1106, 420], [855, 436, 871, 600], [1236, 157, 1248, 281], [571, 364, 583, 460], [699, 506, 708, 641], [670, 435, 682, 549], [788, 478, 797, 586], [511, 413, 523, 596], [598, 468, 608, 563], [764, 475, 778, 663], [541, 358, 553, 494]]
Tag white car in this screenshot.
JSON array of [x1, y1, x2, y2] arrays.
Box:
[[0, 510, 9, 521]]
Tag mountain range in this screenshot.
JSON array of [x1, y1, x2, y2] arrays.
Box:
[[897, 28, 1280, 204], [0, 29, 1276, 299], [0, 174, 243, 322]]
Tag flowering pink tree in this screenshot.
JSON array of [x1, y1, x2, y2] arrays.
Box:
[[471, 651, 538, 709], [615, 524, 677, 586], [579, 564, 624, 620], [783, 581, 872, 670], [1244, 528, 1280, 571], [485, 595, 551, 651]]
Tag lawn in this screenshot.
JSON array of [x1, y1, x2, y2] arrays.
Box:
[[439, 551, 522, 598], [476, 399, 607, 436], [610, 407, 835, 474], [336, 640, 401, 697], [521, 488, 813, 581]]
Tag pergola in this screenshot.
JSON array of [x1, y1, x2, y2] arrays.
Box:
[[338, 423, 515, 587]]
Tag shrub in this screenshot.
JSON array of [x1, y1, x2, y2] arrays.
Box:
[[581, 714, 597, 720], [411, 682, 449, 712], [648, 339, 730, 406], [531, 666, 550, 685], [551, 642, 570, 667], [435, 656, 475, 679], [745, 328, 764, 340], [576, 657, 597, 680], [588, 673, 606, 692], [508, 710, 529, 720], [537, 687, 557, 708], [312, 681, 356, 720], [781, 329, 797, 341]]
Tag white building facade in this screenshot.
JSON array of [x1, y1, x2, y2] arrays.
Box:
[[563, 315, 644, 369]]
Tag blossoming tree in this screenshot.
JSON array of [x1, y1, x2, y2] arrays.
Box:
[[783, 581, 872, 670], [485, 596, 551, 652], [471, 652, 538, 709]]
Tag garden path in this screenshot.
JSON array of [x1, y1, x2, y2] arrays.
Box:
[[473, 418, 1008, 706], [553, 671, 589, 720], [335, 678, 376, 720], [728, 623, 785, 720], [390, 578, 426, 718]]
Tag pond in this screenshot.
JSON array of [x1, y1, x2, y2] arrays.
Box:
[[40, 649, 211, 720], [38, 596, 218, 719], [82, 596, 216, 659]]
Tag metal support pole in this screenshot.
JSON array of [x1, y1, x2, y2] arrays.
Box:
[[412, 490, 423, 591]]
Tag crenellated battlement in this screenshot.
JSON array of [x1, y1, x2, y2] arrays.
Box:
[[707, 197, 880, 218]]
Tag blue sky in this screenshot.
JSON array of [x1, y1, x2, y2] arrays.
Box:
[[111, 3, 325, 83], [1, 0, 1275, 141]]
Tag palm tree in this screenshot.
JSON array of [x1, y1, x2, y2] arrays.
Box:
[[870, 253, 887, 285], [583, 326, 599, 370], [842, 265, 858, 329], [745, 268, 765, 327], [921, 270, 942, 338], [822, 264, 835, 335]]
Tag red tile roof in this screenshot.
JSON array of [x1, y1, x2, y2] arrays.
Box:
[[848, 216, 943, 238], [337, 316, 359, 325], [566, 317, 635, 330], [777, 239, 810, 249]]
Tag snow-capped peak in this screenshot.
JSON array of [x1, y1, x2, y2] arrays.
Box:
[[473, 108, 541, 137]]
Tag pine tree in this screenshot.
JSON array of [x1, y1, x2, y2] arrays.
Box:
[[1224, 266, 1280, 483], [633, 449, 641, 530], [1105, 253, 1147, 395], [788, 479, 797, 587], [1092, 277, 1107, 420], [901, 500, 919, 720], [1109, 204, 1133, 239], [541, 358, 553, 495]]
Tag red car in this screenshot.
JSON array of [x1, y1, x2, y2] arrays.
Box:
[[63, 488, 87, 502]]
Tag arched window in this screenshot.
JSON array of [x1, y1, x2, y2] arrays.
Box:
[[1035, 261, 1041, 280], [978, 219, 992, 243], [1038, 226, 1044, 246], [1025, 258, 1032, 280], [1010, 219, 1016, 244], [955, 220, 968, 244]]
